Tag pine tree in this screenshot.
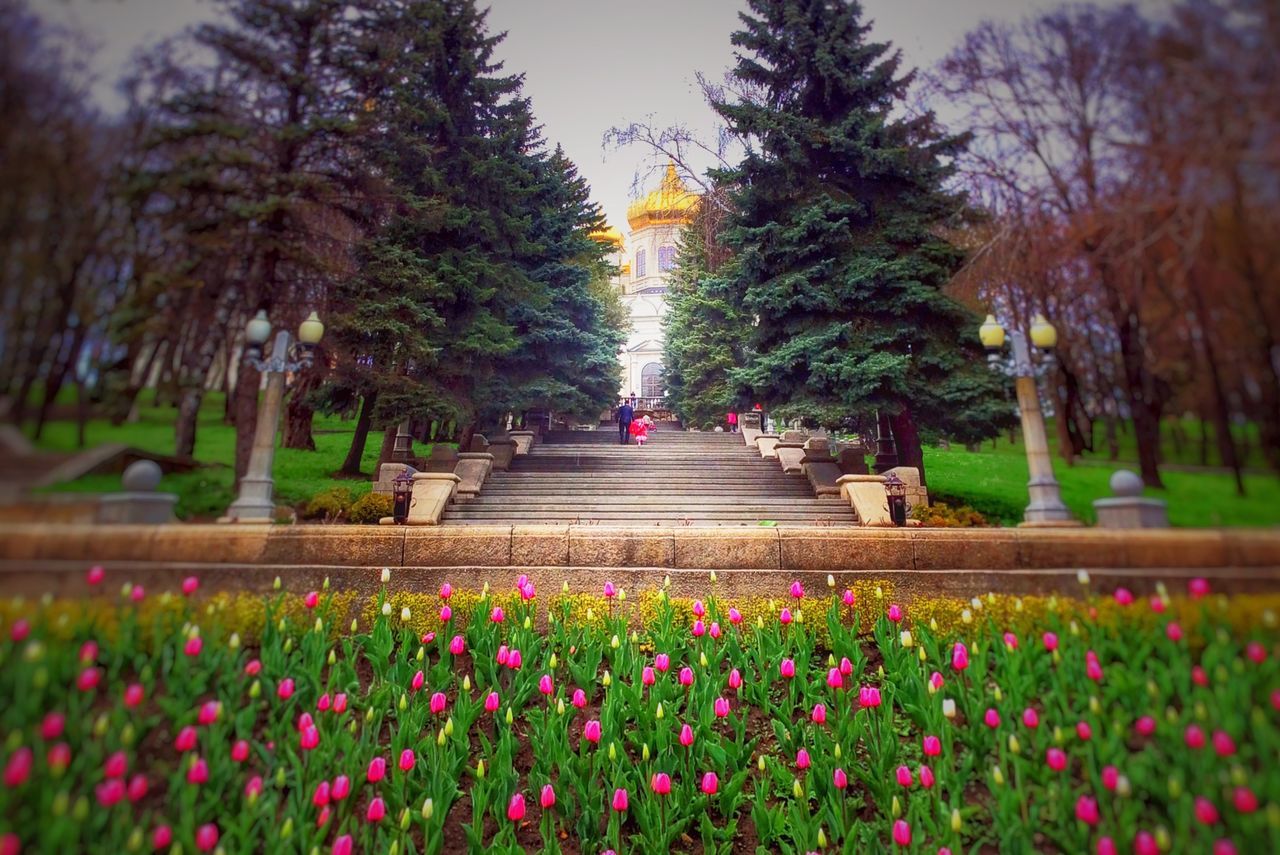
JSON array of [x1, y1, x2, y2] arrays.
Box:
[[713, 0, 1009, 478], [663, 209, 749, 430]]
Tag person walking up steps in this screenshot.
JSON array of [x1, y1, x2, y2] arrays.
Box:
[[617, 400, 634, 444]]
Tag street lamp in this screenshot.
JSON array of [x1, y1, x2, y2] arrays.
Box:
[[883, 470, 909, 527], [221, 310, 325, 523], [979, 313, 1078, 526]]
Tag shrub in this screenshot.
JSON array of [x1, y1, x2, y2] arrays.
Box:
[[302, 487, 353, 521], [912, 499, 991, 527], [348, 492, 392, 524]]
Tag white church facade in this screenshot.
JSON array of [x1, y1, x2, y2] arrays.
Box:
[[590, 163, 700, 407]]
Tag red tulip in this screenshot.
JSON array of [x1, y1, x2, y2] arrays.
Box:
[[332, 835, 353, 855], [1166, 622, 1183, 642], [1233, 786, 1258, 813], [709, 621, 721, 639], [333, 693, 348, 714], [887, 604, 903, 622], [603, 582, 616, 598], [1075, 795, 1100, 825], [95, 779, 125, 807], [1149, 596, 1166, 613], [729, 607, 743, 624], [449, 634, 464, 655], [367, 756, 386, 783], [1046, 748, 1067, 772], [984, 708, 1001, 729], [40, 712, 65, 741], [411, 670, 425, 693], [87, 565, 106, 585], [859, 686, 881, 708], [1134, 831, 1158, 855], [1212, 730, 1236, 757], [641, 666, 656, 687], [1245, 642, 1267, 664], [1003, 632, 1018, 649], [490, 606, 505, 623], [507, 792, 526, 821], [152, 826, 172, 850], [277, 678, 295, 700], [440, 605, 452, 623], [507, 649, 522, 670], [3, 748, 32, 788], [316, 693, 331, 712], [313, 781, 331, 807], [1022, 708, 1039, 729], [104, 750, 127, 779], [130, 586, 145, 603], [126, 773, 147, 803], [951, 643, 969, 672], [922, 735, 941, 756], [79, 640, 98, 663], [244, 659, 262, 676], [1195, 796, 1219, 825], [76, 667, 102, 692], [399, 749, 415, 772], [1085, 659, 1104, 682], [195, 823, 218, 852], [187, 757, 208, 785], [1113, 587, 1133, 605], [833, 767, 848, 789], [184, 636, 203, 657], [331, 774, 350, 801], [1192, 665, 1209, 686], [197, 700, 220, 726], [840, 657, 854, 676], [175, 726, 198, 753], [611, 788, 629, 812], [892, 820, 911, 847], [1134, 716, 1156, 737], [715, 697, 731, 718], [366, 797, 386, 823], [1213, 840, 1237, 855], [701, 771, 718, 794], [651, 772, 671, 795], [540, 784, 556, 809], [930, 671, 944, 690], [1076, 721, 1093, 741], [1185, 724, 1206, 749], [1097, 836, 1117, 855], [46, 742, 71, 772], [692, 619, 706, 637], [181, 576, 199, 597], [827, 668, 843, 689], [430, 692, 447, 714], [304, 591, 319, 609], [1101, 765, 1119, 791], [244, 775, 263, 800]]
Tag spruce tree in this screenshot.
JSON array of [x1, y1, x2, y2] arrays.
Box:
[[713, 0, 1008, 478]]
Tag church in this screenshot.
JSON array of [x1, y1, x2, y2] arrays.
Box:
[[590, 163, 700, 410]]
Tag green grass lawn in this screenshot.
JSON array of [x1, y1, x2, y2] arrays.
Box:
[[27, 393, 1280, 527]]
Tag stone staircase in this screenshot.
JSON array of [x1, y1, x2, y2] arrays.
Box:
[[443, 429, 856, 526]]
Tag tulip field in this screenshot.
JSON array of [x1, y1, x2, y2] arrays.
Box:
[[1, 571, 1278, 854]]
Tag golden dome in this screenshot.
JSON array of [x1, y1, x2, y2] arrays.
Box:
[[626, 162, 700, 231], [588, 225, 625, 248]]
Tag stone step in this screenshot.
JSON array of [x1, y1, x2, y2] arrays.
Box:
[[458, 496, 845, 507]]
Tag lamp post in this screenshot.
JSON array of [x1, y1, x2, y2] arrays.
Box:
[[979, 313, 1077, 526], [222, 310, 325, 523]]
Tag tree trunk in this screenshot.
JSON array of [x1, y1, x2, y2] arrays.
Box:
[[1189, 285, 1244, 494], [340, 391, 377, 476], [75, 378, 89, 449], [889, 407, 926, 486], [457, 421, 479, 456], [233, 360, 262, 486], [33, 327, 86, 440], [174, 386, 204, 458], [375, 426, 398, 472], [1199, 417, 1210, 467], [282, 367, 318, 451]]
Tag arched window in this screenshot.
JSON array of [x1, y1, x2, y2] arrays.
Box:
[[635, 249, 646, 277], [658, 245, 677, 271], [641, 362, 663, 398]]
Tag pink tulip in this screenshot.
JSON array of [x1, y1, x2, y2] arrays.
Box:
[[104, 750, 127, 779], [130, 586, 145, 603], [709, 621, 721, 638], [47, 742, 71, 772], [40, 712, 65, 741], [839, 656, 853, 676], [399, 749, 415, 772], [277, 678, 295, 700], [929, 671, 944, 690], [78, 640, 99, 663], [611, 788, 629, 812], [507, 649, 522, 670], [779, 608, 792, 625], [440, 605, 452, 623], [1233, 786, 1258, 813], [195, 822, 219, 852], [728, 607, 742, 624], [304, 591, 319, 609], [1022, 708, 1039, 728], [313, 781, 331, 807], [411, 670, 426, 693], [842, 589, 855, 606], [780, 659, 795, 679], [1188, 577, 1210, 598], [332, 835, 353, 855], [892, 819, 911, 847], [1135, 716, 1156, 737], [123, 773, 147, 804], [1195, 796, 1219, 825], [317, 806, 331, 828], [572, 689, 587, 709], [332, 775, 351, 800], [1193, 665, 1209, 686], [603, 581, 616, 598], [679, 723, 694, 747], [316, 693, 331, 712], [443, 635, 462, 657], [77, 667, 102, 692], [244, 659, 262, 676], [919, 765, 935, 789], [1085, 660, 1103, 682], [1166, 622, 1183, 642], [922, 735, 941, 756], [887, 604, 903, 622], [300, 726, 319, 751], [367, 756, 386, 783], [833, 767, 848, 789], [184, 636, 203, 657], [1149, 596, 1166, 613], [333, 693, 348, 714], [1213, 841, 1237, 855], [1046, 748, 1067, 772], [584, 720, 602, 744], [679, 667, 694, 686], [1075, 795, 1099, 825], [490, 606, 504, 623], [225, 739, 249, 764], [692, 619, 705, 637], [822, 667, 842, 690], [1101, 765, 1119, 791], [651, 772, 671, 795], [1134, 831, 1158, 855], [439, 582, 452, 599], [297, 712, 314, 732], [1042, 632, 1058, 651], [244, 776, 263, 800], [367, 797, 386, 823], [175, 726, 198, 753], [811, 703, 826, 724], [1212, 731, 1236, 757], [430, 692, 447, 714], [121, 682, 145, 710], [789, 580, 804, 599], [3, 748, 32, 788], [0, 835, 15, 855], [1076, 721, 1093, 741], [654, 653, 670, 672], [983, 708, 1001, 729], [87, 565, 105, 585], [1003, 632, 1018, 649], [1245, 642, 1266, 664], [859, 686, 881, 708], [1185, 724, 1206, 749], [795, 748, 811, 769], [485, 692, 500, 712], [198, 700, 220, 726], [715, 697, 730, 718], [1114, 587, 1133, 606], [951, 643, 969, 671], [728, 668, 742, 690], [896, 765, 913, 787], [540, 783, 556, 809], [519, 581, 535, 600], [1097, 837, 1117, 855], [701, 772, 718, 794], [539, 674, 554, 695], [187, 757, 208, 785]]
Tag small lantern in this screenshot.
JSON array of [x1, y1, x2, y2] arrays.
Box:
[[391, 468, 415, 524], [883, 471, 909, 527]]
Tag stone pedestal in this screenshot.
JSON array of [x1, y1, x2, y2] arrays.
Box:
[[424, 445, 459, 473], [837, 474, 892, 526], [756, 434, 781, 459], [1094, 469, 1169, 529], [468, 435, 490, 453], [372, 462, 413, 497], [801, 441, 843, 497], [488, 437, 517, 471], [379, 472, 459, 526], [390, 421, 415, 463], [96, 461, 177, 524], [454, 453, 494, 497], [886, 466, 929, 513], [775, 437, 807, 474], [509, 430, 536, 455], [837, 446, 870, 475], [741, 427, 762, 447]]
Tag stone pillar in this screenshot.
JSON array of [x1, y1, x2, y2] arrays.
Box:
[[424, 445, 459, 473], [837, 445, 870, 475], [379, 472, 459, 526], [468, 435, 490, 454], [756, 434, 781, 459], [488, 436, 517, 471], [390, 421, 414, 463], [775, 431, 808, 474], [96, 460, 178, 524], [800, 439, 843, 497], [836, 474, 892, 526], [1094, 469, 1169, 528], [454, 452, 494, 497], [509, 430, 535, 455], [873, 410, 898, 474], [224, 359, 288, 522]]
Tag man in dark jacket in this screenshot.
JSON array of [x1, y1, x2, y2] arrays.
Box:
[[617, 401, 634, 444]]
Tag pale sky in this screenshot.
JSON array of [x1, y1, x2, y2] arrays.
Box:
[[35, 0, 1129, 229]]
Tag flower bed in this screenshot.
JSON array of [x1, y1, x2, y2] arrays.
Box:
[[0, 570, 1277, 854]]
